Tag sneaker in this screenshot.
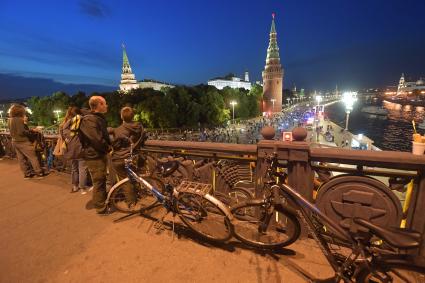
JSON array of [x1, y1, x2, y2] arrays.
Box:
[[96, 205, 110, 216], [34, 173, 45, 179], [24, 174, 34, 180], [70, 186, 79, 193], [80, 188, 88, 195], [87, 186, 94, 192]]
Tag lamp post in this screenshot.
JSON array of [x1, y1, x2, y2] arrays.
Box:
[[53, 110, 62, 123], [230, 101, 237, 123], [270, 99, 276, 112], [343, 92, 356, 131], [315, 95, 323, 142]]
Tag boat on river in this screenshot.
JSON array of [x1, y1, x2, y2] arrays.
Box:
[[360, 106, 389, 118]]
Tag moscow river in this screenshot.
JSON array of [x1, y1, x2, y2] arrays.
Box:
[[325, 99, 425, 152]]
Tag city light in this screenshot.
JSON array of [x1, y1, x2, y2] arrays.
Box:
[[53, 109, 62, 122], [315, 95, 322, 105], [270, 98, 276, 112], [343, 91, 357, 131]]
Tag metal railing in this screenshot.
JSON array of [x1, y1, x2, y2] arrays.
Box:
[[2, 128, 425, 263]]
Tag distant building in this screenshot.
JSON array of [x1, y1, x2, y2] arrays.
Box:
[[397, 73, 425, 95], [262, 13, 284, 113], [119, 45, 174, 93], [138, 79, 174, 91], [207, 72, 252, 90]]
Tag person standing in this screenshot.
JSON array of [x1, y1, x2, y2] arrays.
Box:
[[80, 96, 110, 214], [108, 107, 144, 210], [8, 104, 44, 179], [60, 107, 90, 194]]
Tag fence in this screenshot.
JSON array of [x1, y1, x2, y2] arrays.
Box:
[[2, 127, 425, 264]]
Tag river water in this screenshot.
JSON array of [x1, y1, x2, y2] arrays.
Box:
[[325, 99, 425, 152]]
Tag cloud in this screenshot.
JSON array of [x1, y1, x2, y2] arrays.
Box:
[[79, 0, 110, 18]]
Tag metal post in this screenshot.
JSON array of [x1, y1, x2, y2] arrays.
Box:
[[345, 110, 350, 131]]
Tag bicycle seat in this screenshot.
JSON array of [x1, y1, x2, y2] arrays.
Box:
[[353, 218, 421, 249], [157, 161, 179, 177]]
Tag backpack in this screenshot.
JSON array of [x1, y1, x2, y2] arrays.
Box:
[[62, 115, 84, 160]]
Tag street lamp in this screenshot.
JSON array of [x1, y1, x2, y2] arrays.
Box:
[[315, 95, 322, 109], [314, 95, 323, 142], [53, 110, 62, 123], [343, 92, 356, 131], [270, 99, 276, 112], [230, 101, 237, 123]]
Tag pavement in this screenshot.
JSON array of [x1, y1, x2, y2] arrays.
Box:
[[0, 158, 334, 283]]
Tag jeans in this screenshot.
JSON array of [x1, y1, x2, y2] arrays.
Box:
[[13, 141, 43, 176], [112, 160, 137, 204], [85, 157, 107, 210], [71, 159, 88, 189]]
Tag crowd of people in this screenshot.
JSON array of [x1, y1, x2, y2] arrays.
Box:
[[4, 96, 145, 215], [1, 100, 343, 217]]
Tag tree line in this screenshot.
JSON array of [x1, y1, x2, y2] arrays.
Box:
[[27, 84, 263, 128]]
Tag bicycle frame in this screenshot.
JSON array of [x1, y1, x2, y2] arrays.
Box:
[[107, 154, 234, 221], [274, 183, 359, 279]]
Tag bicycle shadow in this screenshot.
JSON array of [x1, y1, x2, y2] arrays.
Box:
[[112, 204, 296, 257]]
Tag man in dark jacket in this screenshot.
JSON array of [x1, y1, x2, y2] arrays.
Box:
[[80, 96, 111, 214], [108, 107, 144, 209]]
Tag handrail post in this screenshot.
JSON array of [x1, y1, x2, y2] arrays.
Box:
[[287, 127, 314, 202]]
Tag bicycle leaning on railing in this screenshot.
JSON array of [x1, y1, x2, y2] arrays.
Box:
[[106, 142, 234, 243], [231, 152, 425, 282]]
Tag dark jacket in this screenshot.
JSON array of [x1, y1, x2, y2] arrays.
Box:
[[8, 117, 32, 142], [108, 122, 144, 161], [79, 112, 110, 159]]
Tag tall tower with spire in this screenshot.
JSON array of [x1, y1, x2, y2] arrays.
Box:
[[397, 73, 405, 95], [262, 13, 284, 113], [119, 44, 139, 92]]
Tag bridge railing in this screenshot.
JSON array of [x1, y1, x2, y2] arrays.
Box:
[[2, 129, 425, 263]]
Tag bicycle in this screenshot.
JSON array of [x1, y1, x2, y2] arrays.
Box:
[[231, 152, 425, 282], [143, 153, 253, 207], [109, 145, 234, 243]]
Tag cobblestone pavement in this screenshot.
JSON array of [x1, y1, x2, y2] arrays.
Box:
[[0, 158, 333, 283]]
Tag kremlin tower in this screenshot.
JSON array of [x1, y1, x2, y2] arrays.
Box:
[[262, 13, 284, 113], [119, 44, 139, 92]]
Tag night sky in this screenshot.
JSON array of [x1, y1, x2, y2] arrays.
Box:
[[1, 0, 424, 99]]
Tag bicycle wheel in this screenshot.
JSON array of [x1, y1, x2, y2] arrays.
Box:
[[355, 264, 425, 283], [213, 187, 252, 207], [228, 187, 253, 204], [109, 177, 164, 213], [176, 192, 232, 242], [231, 199, 301, 249]]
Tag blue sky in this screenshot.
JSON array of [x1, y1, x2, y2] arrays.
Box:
[[0, 0, 424, 97]]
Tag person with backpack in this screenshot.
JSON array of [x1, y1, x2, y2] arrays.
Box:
[[108, 107, 144, 210], [8, 104, 44, 179], [79, 96, 111, 214], [60, 107, 90, 194]]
